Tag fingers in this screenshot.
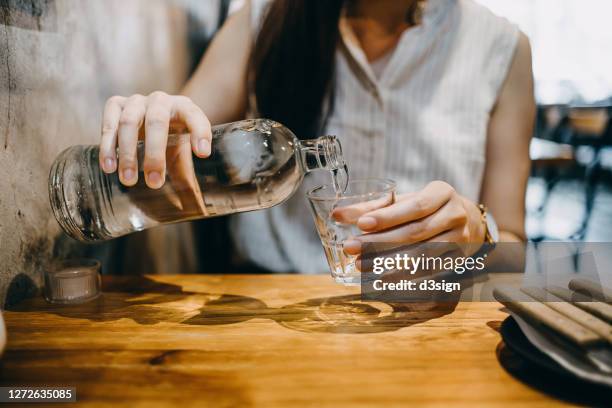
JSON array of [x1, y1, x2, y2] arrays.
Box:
[[173, 96, 212, 158], [143, 92, 172, 189], [166, 140, 209, 217], [100, 92, 210, 188], [344, 198, 467, 255], [331, 193, 395, 224], [424, 229, 466, 243], [357, 181, 455, 232], [425, 228, 483, 258], [117, 94, 146, 186], [99, 96, 125, 173]]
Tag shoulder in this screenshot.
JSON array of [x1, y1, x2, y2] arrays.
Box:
[[498, 31, 534, 103], [454, 1, 523, 92], [513, 31, 533, 68], [455, 0, 519, 49], [437, 1, 530, 108], [457, 0, 515, 28]]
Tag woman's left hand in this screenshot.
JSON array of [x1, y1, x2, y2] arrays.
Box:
[[342, 181, 486, 256]]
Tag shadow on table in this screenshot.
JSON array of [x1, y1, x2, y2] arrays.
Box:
[[274, 295, 457, 334], [7, 276, 258, 325], [496, 341, 611, 406], [185, 293, 458, 334], [488, 319, 611, 406], [8, 277, 457, 334]]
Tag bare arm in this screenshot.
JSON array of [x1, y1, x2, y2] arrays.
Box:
[[480, 32, 536, 242], [99, 2, 253, 188], [182, 1, 252, 124]]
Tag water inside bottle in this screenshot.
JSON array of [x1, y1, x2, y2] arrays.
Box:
[[50, 119, 351, 242], [51, 124, 301, 241]]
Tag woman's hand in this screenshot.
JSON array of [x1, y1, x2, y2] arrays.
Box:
[[342, 181, 486, 255], [99, 92, 212, 189]]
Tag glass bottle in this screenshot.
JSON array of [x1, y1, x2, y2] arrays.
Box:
[[49, 119, 348, 242]]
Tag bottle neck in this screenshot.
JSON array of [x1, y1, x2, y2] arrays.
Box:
[[298, 135, 345, 173]]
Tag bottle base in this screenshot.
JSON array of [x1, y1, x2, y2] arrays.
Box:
[[48, 147, 101, 243]]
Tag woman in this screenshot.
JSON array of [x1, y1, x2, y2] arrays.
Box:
[[98, 0, 535, 274]]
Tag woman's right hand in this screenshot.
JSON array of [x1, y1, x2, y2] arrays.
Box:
[[99, 91, 212, 189]]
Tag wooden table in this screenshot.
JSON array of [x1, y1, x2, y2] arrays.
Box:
[[0, 275, 572, 407]]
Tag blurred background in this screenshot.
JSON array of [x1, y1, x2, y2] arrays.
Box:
[[476, 0, 612, 242], [1, 0, 611, 305]]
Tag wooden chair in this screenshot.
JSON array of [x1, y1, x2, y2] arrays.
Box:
[[531, 105, 612, 241]]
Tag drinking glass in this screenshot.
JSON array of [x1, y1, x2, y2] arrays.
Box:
[[307, 179, 396, 285]]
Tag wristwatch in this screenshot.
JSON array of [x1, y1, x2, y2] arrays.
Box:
[[478, 204, 499, 245]]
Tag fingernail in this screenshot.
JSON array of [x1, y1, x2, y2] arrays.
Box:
[[122, 168, 135, 182], [104, 158, 116, 172], [332, 208, 360, 224], [198, 139, 210, 156], [357, 217, 377, 230], [343, 239, 361, 254], [147, 171, 164, 188]]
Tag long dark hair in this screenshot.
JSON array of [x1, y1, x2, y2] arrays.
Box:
[[250, 0, 345, 139]]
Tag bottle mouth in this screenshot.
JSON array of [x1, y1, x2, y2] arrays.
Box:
[[317, 135, 345, 170]]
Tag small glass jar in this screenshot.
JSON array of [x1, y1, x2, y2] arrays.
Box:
[[44, 259, 101, 304]]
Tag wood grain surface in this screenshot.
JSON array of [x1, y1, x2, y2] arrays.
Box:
[[0, 275, 574, 407]]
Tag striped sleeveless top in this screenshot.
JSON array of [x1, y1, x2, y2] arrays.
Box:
[[230, 0, 520, 273]]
